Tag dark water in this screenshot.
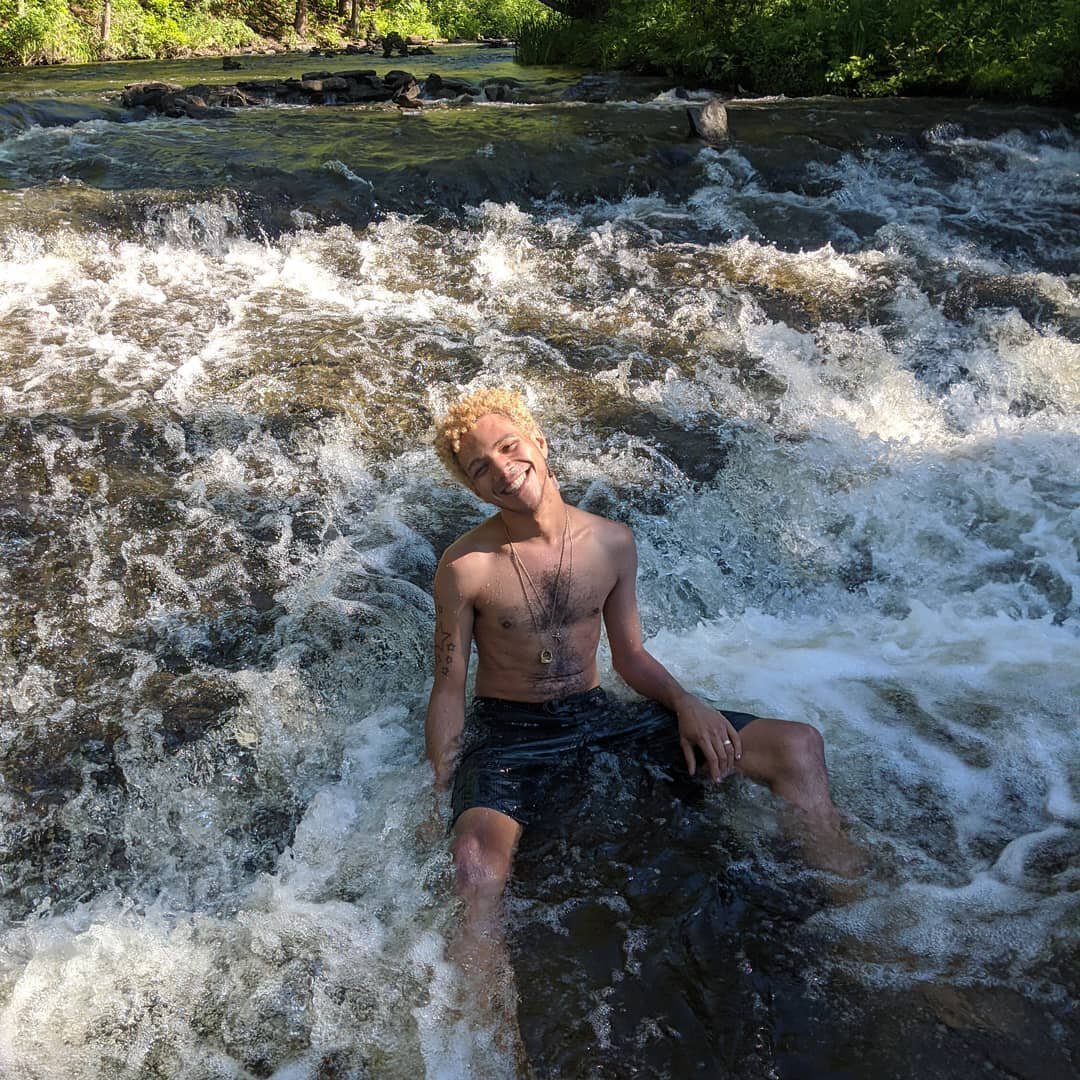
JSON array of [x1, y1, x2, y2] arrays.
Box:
[[0, 47, 1078, 1079]]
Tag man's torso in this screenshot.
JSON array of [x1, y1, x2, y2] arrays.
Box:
[[450, 507, 622, 701]]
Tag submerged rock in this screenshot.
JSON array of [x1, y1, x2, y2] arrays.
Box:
[[563, 74, 615, 102]]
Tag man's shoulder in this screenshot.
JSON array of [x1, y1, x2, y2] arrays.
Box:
[[438, 516, 503, 573], [572, 507, 635, 549]]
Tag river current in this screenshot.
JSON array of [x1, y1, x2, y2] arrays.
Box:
[[0, 47, 1077, 1079]]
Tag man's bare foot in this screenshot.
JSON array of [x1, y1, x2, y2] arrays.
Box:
[[448, 915, 531, 1076]]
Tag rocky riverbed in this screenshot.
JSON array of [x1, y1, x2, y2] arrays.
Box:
[[119, 67, 535, 117]]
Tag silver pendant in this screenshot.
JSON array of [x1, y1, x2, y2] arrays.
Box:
[[539, 648, 553, 665]]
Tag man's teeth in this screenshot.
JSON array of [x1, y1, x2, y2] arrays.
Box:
[[505, 469, 528, 494]]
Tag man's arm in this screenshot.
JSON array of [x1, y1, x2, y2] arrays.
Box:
[[602, 524, 742, 781], [425, 551, 475, 791]]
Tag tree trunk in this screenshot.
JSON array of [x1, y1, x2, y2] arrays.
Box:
[[100, 0, 111, 43], [348, 0, 360, 37], [294, 0, 308, 37], [337, 0, 347, 18]]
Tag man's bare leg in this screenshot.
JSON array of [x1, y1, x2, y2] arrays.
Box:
[[448, 807, 525, 1056], [733, 718, 863, 876]]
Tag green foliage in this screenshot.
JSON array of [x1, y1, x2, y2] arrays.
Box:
[[373, 0, 439, 39], [0, 0, 550, 66], [430, 0, 544, 39], [0, 0, 93, 65], [99, 0, 258, 60], [515, 0, 1080, 102], [515, 9, 577, 65], [4, 0, 1073, 102]]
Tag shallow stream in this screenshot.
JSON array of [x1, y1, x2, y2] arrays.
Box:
[[0, 47, 1078, 1079]]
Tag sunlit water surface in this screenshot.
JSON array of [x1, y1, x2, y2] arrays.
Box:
[[1, 47, 1078, 1079]]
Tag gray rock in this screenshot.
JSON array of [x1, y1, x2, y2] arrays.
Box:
[[121, 81, 184, 108], [687, 98, 729, 143], [235, 80, 292, 98], [301, 76, 349, 93], [342, 80, 394, 103], [383, 69, 415, 89], [423, 73, 481, 99]]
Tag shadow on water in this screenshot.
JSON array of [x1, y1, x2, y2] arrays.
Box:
[[504, 727, 1080, 1077]]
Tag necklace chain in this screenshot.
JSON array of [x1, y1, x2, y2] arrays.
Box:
[[504, 510, 573, 665]]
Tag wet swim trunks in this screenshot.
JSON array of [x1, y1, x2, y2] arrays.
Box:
[[450, 687, 759, 829]]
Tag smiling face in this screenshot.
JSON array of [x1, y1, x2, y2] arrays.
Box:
[[456, 412, 551, 511]]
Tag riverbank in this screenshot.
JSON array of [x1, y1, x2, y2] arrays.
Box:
[[517, 0, 1080, 105], [0, 0, 534, 68]]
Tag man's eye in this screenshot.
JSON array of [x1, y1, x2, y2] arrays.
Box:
[[473, 464, 487, 478]]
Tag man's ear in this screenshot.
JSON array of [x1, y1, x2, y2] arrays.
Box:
[[535, 430, 549, 458]]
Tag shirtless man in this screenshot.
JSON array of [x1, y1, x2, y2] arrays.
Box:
[[427, 388, 849, 947]]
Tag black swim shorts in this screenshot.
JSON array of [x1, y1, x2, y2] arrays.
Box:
[[450, 686, 759, 829]]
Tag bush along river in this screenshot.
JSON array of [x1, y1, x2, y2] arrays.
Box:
[[1, 45, 1078, 1080]]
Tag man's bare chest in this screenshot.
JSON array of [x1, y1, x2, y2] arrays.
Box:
[[473, 557, 614, 637]]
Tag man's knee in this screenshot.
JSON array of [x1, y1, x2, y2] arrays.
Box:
[[777, 721, 826, 775], [452, 832, 511, 900]]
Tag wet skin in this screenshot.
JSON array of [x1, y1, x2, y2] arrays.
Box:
[[425, 412, 856, 969]]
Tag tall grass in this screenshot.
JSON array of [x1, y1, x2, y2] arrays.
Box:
[[514, 10, 576, 66]]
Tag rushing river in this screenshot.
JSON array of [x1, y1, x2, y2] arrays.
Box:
[[1, 46, 1078, 1079]]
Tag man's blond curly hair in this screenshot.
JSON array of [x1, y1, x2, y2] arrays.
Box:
[[433, 387, 542, 487]]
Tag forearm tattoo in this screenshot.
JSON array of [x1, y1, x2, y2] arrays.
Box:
[[434, 602, 456, 679]]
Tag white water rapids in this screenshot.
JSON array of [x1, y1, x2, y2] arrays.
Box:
[[0, 69, 1077, 1077]]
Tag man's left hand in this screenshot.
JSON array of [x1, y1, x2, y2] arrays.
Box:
[[676, 696, 743, 782]]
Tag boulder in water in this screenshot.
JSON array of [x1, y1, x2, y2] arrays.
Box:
[[687, 98, 729, 143], [300, 76, 349, 94], [222, 57, 243, 71], [121, 81, 184, 109], [422, 73, 481, 99], [120, 81, 235, 118]]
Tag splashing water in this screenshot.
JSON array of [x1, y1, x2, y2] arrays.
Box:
[[1, 52, 1078, 1077]]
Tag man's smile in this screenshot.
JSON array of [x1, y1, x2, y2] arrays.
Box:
[[499, 466, 531, 496]]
